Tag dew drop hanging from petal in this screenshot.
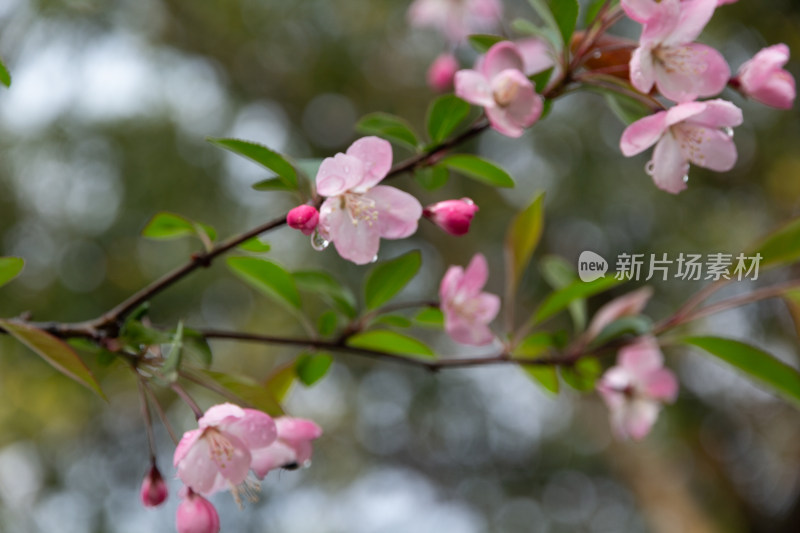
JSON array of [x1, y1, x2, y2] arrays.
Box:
[[310, 230, 329, 251]]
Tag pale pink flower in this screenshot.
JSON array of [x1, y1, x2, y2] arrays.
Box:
[[440, 253, 500, 346], [316, 137, 423, 265], [173, 403, 277, 496], [287, 205, 319, 236], [140, 465, 168, 507], [408, 0, 503, 44], [620, 99, 743, 193], [626, 0, 730, 102], [423, 198, 479, 236], [427, 53, 459, 92], [515, 37, 555, 77], [252, 417, 323, 475], [585, 287, 653, 341], [455, 42, 544, 138], [734, 44, 796, 110], [597, 336, 678, 440], [176, 488, 220, 533]]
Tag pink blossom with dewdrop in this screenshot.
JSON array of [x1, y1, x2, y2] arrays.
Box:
[[315, 137, 423, 265], [252, 417, 323, 475], [173, 403, 277, 497], [625, 0, 730, 102], [176, 488, 220, 533], [734, 44, 796, 110], [620, 99, 743, 193], [407, 0, 503, 44], [455, 41, 544, 138], [597, 336, 678, 440], [440, 253, 501, 346]]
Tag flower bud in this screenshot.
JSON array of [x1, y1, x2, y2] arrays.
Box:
[[287, 205, 320, 235], [176, 489, 220, 533], [427, 53, 458, 92], [734, 44, 795, 110], [140, 465, 168, 508], [423, 198, 479, 236]]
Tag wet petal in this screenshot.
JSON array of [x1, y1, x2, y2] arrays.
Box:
[[366, 185, 423, 240], [629, 46, 656, 95], [654, 43, 730, 102], [276, 417, 324, 441], [198, 403, 245, 430], [674, 123, 738, 172], [322, 197, 382, 265], [649, 133, 689, 194], [176, 437, 220, 494], [665, 0, 717, 46], [685, 99, 742, 129], [620, 111, 668, 157], [223, 409, 278, 449], [250, 442, 295, 478], [316, 153, 365, 197], [346, 136, 393, 191]]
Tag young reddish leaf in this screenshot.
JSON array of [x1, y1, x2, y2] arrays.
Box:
[[0, 319, 105, 399]]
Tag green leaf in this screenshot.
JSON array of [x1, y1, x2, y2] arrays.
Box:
[[604, 92, 652, 125], [530, 67, 554, 93], [784, 289, 800, 339], [590, 315, 653, 347], [426, 95, 471, 144], [414, 307, 444, 327], [506, 193, 545, 292], [415, 165, 449, 190], [439, 154, 515, 188], [540, 255, 585, 331], [0, 320, 105, 399], [550, 0, 580, 46], [238, 237, 272, 253], [227, 257, 301, 310], [295, 352, 333, 386], [372, 314, 413, 328], [528, 0, 560, 39], [141, 212, 216, 243], [317, 310, 339, 336], [347, 330, 435, 358], [467, 34, 506, 54], [585, 0, 615, 26], [534, 276, 623, 324], [747, 217, 800, 270], [183, 328, 213, 367], [0, 57, 10, 88], [513, 332, 556, 359], [524, 366, 560, 394], [208, 138, 297, 189], [265, 363, 296, 402], [683, 336, 800, 408], [356, 112, 419, 150], [294, 270, 357, 318], [160, 322, 184, 378], [364, 250, 422, 310], [251, 178, 296, 192], [0, 257, 24, 289], [202, 370, 283, 416], [560, 357, 602, 391]]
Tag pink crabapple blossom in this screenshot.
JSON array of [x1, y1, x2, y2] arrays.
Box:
[[427, 53, 459, 92], [252, 417, 323, 473], [316, 137, 423, 265], [423, 198, 479, 236], [455, 41, 544, 138], [173, 403, 277, 496], [734, 44, 796, 110], [620, 99, 743, 194], [440, 253, 500, 346], [139, 464, 168, 507], [287, 205, 320, 236], [597, 336, 679, 440], [176, 488, 220, 533], [407, 0, 503, 44], [625, 0, 730, 102]]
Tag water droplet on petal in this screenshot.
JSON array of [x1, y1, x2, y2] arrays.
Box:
[[370, 255, 379, 264], [592, 50, 602, 59], [722, 127, 734, 137], [343, 166, 350, 173], [683, 174, 689, 183], [310, 230, 329, 251], [461, 197, 474, 205], [645, 160, 656, 176]]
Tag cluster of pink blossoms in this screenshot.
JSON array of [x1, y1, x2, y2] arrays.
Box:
[[140, 403, 321, 533], [620, 0, 795, 193]]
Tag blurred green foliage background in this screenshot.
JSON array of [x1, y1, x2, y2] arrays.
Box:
[[1, 0, 799, 531]]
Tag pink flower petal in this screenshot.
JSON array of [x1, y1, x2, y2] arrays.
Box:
[[222, 408, 277, 450], [198, 403, 246, 429], [738, 44, 790, 85], [641, 368, 679, 402], [663, 0, 717, 45], [515, 38, 554, 76], [176, 438, 220, 494], [649, 133, 689, 194], [685, 99, 743, 129], [316, 153, 365, 198], [664, 101, 708, 126], [439, 265, 464, 303], [320, 197, 382, 265], [674, 123, 738, 172], [471, 292, 501, 323], [365, 185, 423, 240], [620, 111, 668, 157], [276, 417, 324, 441], [619, 337, 664, 375], [481, 41, 525, 79], [458, 253, 490, 295], [586, 287, 654, 339], [174, 429, 203, 467], [445, 318, 495, 346], [176, 491, 220, 533], [629, 46, 656, 95], [454, 70, 494, 107], [616, 398, 660, 440], [653, 43, 730, 102], [346, 137, 393, 191], [621, 0, 660, 23]]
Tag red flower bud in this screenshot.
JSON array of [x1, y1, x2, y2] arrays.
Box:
[[423, 198, 479, 236]]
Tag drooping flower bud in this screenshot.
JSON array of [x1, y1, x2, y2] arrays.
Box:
[[287, 205, 320, 236], [176, 488, 220, 533], [423, 198, 479, 236], [140, 464, 168, 508], [733, 44, 795, 110], [427, 53, 459, 92]]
